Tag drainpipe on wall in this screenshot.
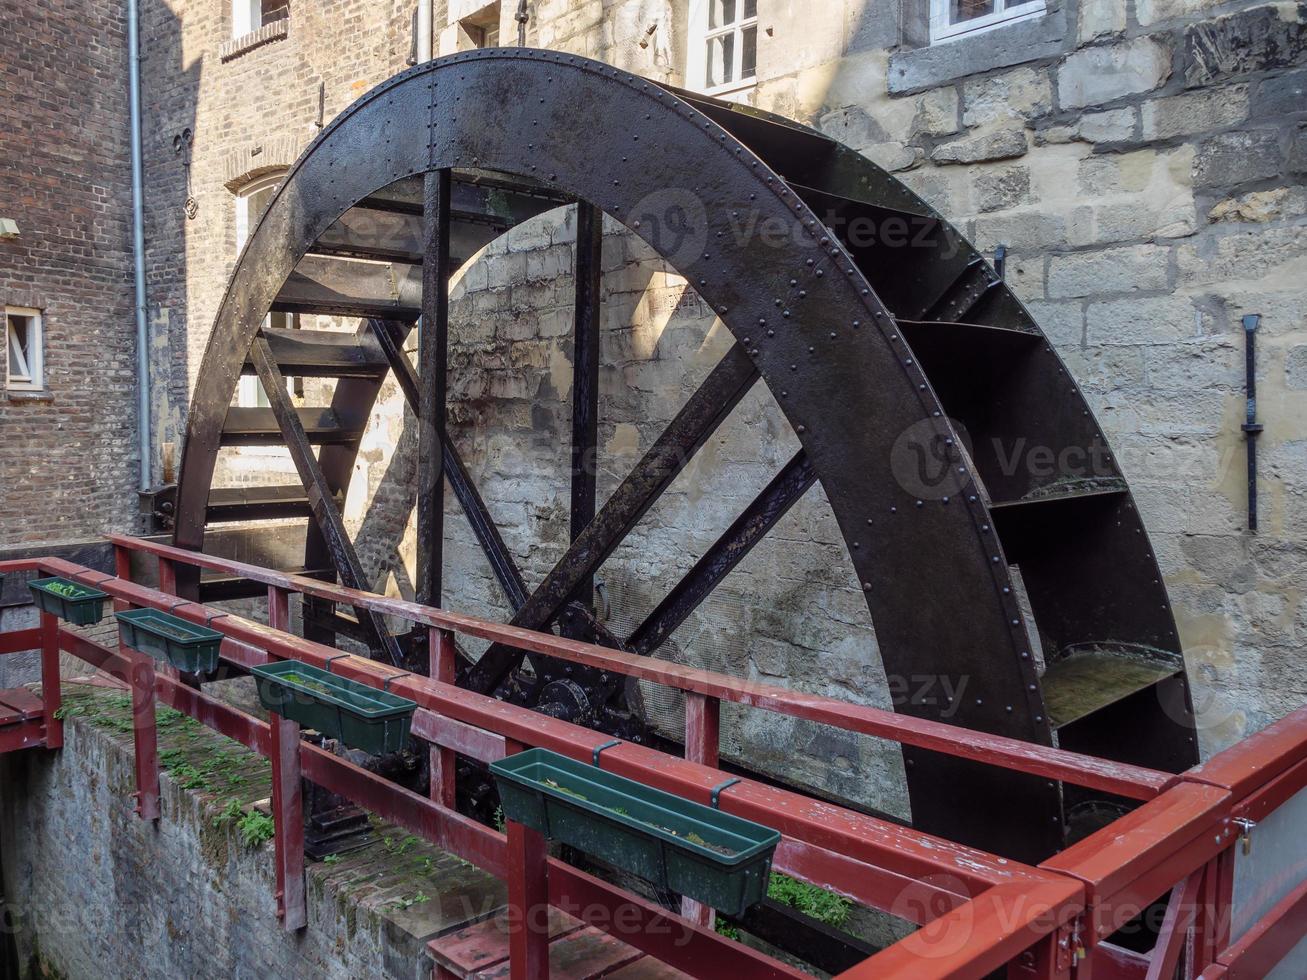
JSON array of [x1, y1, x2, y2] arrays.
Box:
[[416, 0, 433, 62], [128, 0, 152, 491]]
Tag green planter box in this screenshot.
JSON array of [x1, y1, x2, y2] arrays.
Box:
[[251, 659, 416, 755], [115, 608, 224, 675], [28, 577, 108, 626], [491, 748, 780, 917]]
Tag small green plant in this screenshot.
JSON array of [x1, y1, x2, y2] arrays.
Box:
[[236, 810, 275, 848], [213, 797, 244, 828], [387, 891, 431, 911], [43, 581, 88, 598], [323, 853, 341, 865], [493, 806, 505, 832], [715, 919, 741, 940], [766, 873, 850, 927], [170, 764, 211, 791], [53, 704, 85, 720]]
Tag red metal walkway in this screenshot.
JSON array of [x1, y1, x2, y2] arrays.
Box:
[[2, 536, 1306, 980]]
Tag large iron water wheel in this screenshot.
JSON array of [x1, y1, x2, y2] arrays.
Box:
[[173, 50, 1197, 868]]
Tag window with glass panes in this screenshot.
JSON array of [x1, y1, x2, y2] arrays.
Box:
[[5, 308, 43, 391], [929, 0, 1045, 43], [702, 0, 757, 92]]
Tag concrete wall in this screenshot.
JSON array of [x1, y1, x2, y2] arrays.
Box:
[[0, 0, 141, 548], [122, 0, 1307, 819]]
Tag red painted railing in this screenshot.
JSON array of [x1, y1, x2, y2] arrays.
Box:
[[1, 537, 1306, 979]]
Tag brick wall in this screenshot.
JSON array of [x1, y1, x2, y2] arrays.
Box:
[[0, 0, 140, 547]]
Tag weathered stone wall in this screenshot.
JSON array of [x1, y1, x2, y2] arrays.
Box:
[[134, 0, 1307, 824], [0, 684, 503, 980], [0, 0, 141, 548]]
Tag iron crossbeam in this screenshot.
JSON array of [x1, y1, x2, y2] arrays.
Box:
[[464, 342, 759, 694], [248, 335, 402, 665]]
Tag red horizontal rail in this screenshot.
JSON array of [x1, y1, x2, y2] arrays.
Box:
[[5, 543, 1304, 978], [835, 879, 1083, 980], [1217, 874, 1307, 979], [54, 620, 1077, 980], [51, 556, 1041, 901], [105, 534, 1170, 801], [0, 628, 41, 656], [55, 629, 803, 979]]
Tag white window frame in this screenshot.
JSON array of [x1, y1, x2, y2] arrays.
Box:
[[232, 0, 287, 38], [688, 0, 759, 97], [5, 307, 44, 392], [929, 0, 1046, 44]]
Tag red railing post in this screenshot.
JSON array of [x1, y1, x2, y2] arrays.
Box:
[[506, 818, 550, 980], [113, 543, 133, 612], [429, 626, 457, 808], [682, 691, 720, 926], [39, 611, 63, 750], [1193, 847, 1235, 971], [158, 556, 177, 596], [129, 652, 160, 820], [267, 585, 306, 930]]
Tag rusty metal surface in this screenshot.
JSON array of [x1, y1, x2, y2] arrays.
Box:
[[170, 50, 1197, 862]]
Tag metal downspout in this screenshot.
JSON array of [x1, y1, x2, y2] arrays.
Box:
[[128, 0, 151, 491], [417, 0, 432, 61]]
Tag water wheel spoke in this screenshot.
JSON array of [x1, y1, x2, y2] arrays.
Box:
[[417, 169, 452, 607], [248, 334, 403, 666], [464, 342, 759, 694], [568, 202, 603, 617], [628, 450, 816, 656], [370, 317, 531, 613]]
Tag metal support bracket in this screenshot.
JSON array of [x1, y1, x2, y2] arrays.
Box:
[[591, 738, 621, 767], [1242, 314, 1263, 532], [710, 777, 741, 809]]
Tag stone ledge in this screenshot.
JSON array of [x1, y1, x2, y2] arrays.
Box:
[[4, 388, 53, 403], [219, 19, 289, 62], [888, 3, 1071, 95]]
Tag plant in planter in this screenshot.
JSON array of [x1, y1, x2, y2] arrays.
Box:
[[250, 659, 416, 755], [115, 608, 225, 675], [28, 577, 109, 626], [491, 748, 780, 916]]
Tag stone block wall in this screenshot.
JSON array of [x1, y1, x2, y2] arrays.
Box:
[[0, 0, 140, 548], [128, 0, 1307, 822]]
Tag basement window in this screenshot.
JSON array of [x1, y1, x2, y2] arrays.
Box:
[[691, 0, 758, 95], [234, 173, 295, 409], [233, 0, 289, 38], [5, 308, 44, 392], [930, 0, 1045, 43]]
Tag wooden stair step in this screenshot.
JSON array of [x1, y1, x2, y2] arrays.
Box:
[[220, 406, 363, 446], [199, 566, 333, 602], [897, 317, 1041, 350], [205, 485, 322, 523], [242, 328, 390, 379], [0, 687, 43, 726], [272, 254, 422, 321], [1040, 644, 1184, 730]]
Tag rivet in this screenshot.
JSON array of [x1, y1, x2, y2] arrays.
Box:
[[797, 425, 806, 434]]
